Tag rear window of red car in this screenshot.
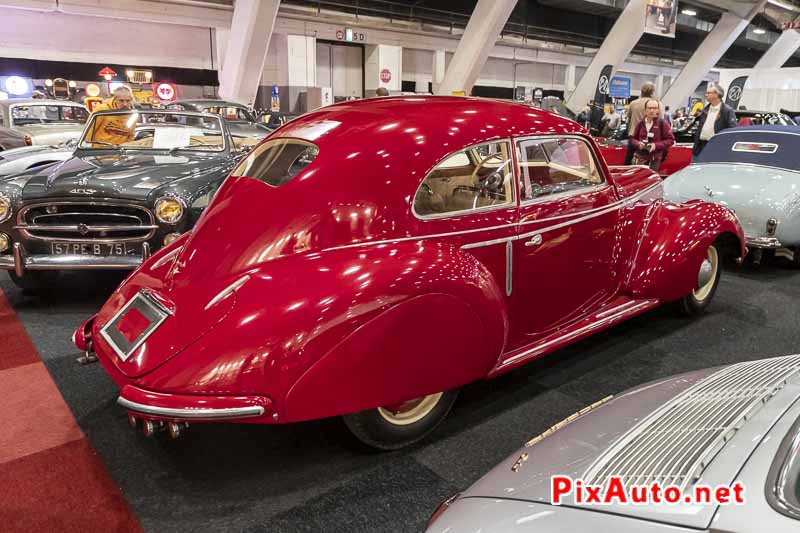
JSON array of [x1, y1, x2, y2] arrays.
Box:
[[232, 139, 319, 187]]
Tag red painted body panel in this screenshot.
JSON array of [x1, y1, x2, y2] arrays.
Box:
[[597, 142, 693, 178], [77, 96, 745, 427]]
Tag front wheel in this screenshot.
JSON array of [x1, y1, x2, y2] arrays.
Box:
[[342, 389, 459, 450], [7, 270, 60, 293], [680, 242, 721, 316]]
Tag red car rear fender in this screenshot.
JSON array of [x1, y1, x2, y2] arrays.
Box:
[[626, 201, 745, 302], [137, 241, 508, 420]]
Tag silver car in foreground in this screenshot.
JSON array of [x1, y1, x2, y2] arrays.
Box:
[[663, 125, 800, 265], [426, 355, 800, 532], [0, 99, 88, 146]]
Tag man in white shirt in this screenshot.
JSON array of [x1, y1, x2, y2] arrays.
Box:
[[692, 83, 737, 157]]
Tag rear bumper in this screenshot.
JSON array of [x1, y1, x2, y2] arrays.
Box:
[[0, 242, 149, 275], [118, 385, 273, 422], [746, 236, 782, 249]]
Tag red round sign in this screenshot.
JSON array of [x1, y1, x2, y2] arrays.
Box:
[[155, 82, 176, 101], [380, 69, 391, 83]]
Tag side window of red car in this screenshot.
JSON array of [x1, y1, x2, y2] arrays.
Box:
[[232, 139, 319, 187], [517, 137, 603, 200], [413, 141, 514, 218]]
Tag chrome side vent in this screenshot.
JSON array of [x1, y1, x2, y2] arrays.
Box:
[[584, 354, 800, 492]]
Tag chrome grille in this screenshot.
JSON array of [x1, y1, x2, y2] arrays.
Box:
[[18, 202, 157, 242], [584, 355, 800, 491]]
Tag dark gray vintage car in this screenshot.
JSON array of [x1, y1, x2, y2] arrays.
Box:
[[165, 99, 272, 139], [0, 109, 255, 291]]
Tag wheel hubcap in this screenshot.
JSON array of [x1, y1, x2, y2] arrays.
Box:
[[693, 246, 718, 301], [378, 393, 443, 426]]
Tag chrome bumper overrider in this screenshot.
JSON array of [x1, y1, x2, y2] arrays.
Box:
[[746, 236, 782, 249], [117, 397, 265, 420], [0, 242, 150, 275]]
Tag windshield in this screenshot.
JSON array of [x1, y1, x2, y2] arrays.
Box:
[[11, 104, 88, 126], [202, 105, 257, 123], [79, 111, 227, 152]]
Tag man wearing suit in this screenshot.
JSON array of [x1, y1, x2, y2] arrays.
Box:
[[692, 83, 737, 157]]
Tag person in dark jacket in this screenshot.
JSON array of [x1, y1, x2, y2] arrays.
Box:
[[629, 99, 675, 172], [692, 83, 737, 157]]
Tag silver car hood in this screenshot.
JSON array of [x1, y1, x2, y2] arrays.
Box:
[[663, 163, 800, 244], [456, 355, 800, 530]]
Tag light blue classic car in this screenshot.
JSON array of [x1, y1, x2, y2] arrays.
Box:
[[663, 125, 800, 265]]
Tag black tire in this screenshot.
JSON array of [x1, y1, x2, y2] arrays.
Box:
[[342, 389, 459, 450], [679, 242, 722, 316], [8, 270, 60, 293]]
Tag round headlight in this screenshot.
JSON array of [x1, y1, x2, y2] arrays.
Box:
[[163, 232, 182, 247], [0, 195, 11, 223], [154, 197, 184, 224]]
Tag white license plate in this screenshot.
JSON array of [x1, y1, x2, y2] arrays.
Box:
[[50, 242, 129, 256]]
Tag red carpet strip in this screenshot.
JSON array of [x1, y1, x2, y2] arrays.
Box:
[[0, 290, 142, 532]]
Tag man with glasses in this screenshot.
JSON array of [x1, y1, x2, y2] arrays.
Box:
[[692, 83, 737, 157], [84, 86, 137, 146]]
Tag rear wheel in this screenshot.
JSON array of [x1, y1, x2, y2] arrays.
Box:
[[342, 389, 459, 450], [680, 243, 721, 316], [8, 270, 60, 293]]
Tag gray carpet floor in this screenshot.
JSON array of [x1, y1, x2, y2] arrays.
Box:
[[4, 259, 799, 532]]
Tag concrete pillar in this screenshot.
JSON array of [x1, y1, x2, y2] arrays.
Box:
[[259, 34, 317, 113], [218, 0, 280, 106], [435, 0, 517, 95], [755, 29, 800, 68], [432, 49, 446, 94], [566, 0, 648, 112], [662, 2, 766, 110], [365, 44, 402, 95], [214, 27, 229, 71], [655, 74, 664, 98], [565, 64, 577, 96]]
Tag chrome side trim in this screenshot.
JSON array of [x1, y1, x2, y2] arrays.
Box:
[[505, 241, 512, 296], [500, 300, 655, 368], [117, 397, 264, 420], [205, 274, 250, 310], [328, 181, 660, 253]]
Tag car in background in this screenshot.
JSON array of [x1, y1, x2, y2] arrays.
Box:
[[0, 98, 89, 146], [673, 110, 795, 143], [0, 140, 75, 178], [664, 125, 800, 266], [0, 109, 254, 291], [426, 354, 800, 532], [73, 97, 743, 450], [166, 99, 271, 139], [0, 125, 31, 151], [595, 122, 693, 178]]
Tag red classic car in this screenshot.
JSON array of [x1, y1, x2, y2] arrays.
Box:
[[74, 96, 745, 450], [595, 127, 693, 178]]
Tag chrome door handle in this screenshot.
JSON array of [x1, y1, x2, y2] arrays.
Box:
[[525, 234, 543, 247]]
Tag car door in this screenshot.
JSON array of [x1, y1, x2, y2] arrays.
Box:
[[507, 135, 620, 351]]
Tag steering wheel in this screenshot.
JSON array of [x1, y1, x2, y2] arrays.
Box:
[[470, 154, 511, 195]]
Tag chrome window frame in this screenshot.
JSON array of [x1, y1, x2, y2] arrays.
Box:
[[232, 137, 319, 188], [515, 134, 607, 206], [411, 138, 516, 221], [766, 411, 800, 521]]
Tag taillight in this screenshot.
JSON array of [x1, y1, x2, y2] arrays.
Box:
[[427, 492, 459, 528], [24, 135, 32, 146]]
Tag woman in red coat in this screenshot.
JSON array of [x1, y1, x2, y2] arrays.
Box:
[[629, 99, 675, 171]]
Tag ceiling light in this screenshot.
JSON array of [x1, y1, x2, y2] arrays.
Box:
[[682, 8, 697, 16], [753, 27, 766, 34]]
